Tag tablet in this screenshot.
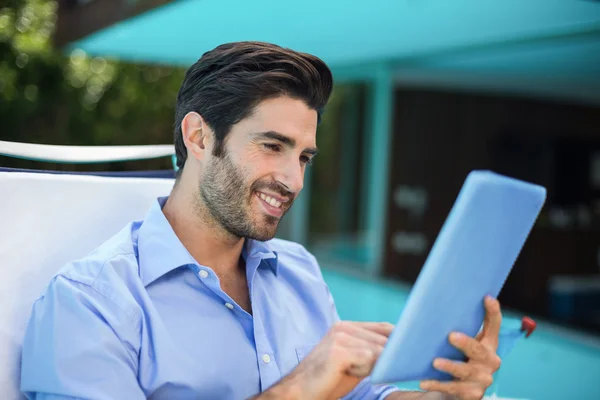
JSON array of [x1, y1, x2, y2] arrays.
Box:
[[369, 170, 546, 384]]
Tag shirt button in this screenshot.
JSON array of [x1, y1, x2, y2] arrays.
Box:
[[225, 302, 234, 310], [262, 354, 271, 364], [199, 270, 209, 279]]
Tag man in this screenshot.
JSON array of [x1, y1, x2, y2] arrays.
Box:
[[21, 42, 502, 400]]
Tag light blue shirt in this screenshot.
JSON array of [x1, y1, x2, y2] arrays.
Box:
[[20, 197, 399, 399]]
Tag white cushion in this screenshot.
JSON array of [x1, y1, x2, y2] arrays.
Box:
[[0, 171, 174, 399]]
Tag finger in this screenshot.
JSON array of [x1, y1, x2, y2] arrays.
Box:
[[352, 321, 395, 337], [433, 358, 494, 387], [420, 380, 485, 400], [334, 330, 386, 354], [346, 347, 378, 377], [329, 322, 394, 378], [481, 296, 502, 348], [433, 358, 474, 381], [329, 330, 385, 375], [342, 342, 382, 377], [334, 321, 393, 346], [449, 332, 502, 373], [475, 328, 484, 341], [449, 332, 492, 363]]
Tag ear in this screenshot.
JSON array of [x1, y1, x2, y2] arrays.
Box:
[[181, 112, 211, 162]]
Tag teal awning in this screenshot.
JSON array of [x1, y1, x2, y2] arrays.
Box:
[[66, 0, 600, 101]]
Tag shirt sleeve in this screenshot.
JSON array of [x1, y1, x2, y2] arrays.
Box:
[[344, 377, 400, 399], [20, 274, 145, 400]]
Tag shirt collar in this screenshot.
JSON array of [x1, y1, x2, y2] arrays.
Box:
[[242, 238, 279, 275], [137, 197, 197, 286], [137, 197, 279, 286]]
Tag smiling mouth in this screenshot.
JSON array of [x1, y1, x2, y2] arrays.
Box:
[[257, 192, 283, 208], [254, 191, 289, 218]]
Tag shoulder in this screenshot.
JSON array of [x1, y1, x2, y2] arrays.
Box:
[[21, 224, 145, 393], [36, 222, 143, 320]]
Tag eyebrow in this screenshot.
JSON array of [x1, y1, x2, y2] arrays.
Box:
[[255, 131, 319, 156]]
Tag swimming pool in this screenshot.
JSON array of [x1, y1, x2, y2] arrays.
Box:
[[322, 268, 600, 400]]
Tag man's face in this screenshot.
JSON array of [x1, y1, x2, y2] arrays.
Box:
[[199, 96, 318, 241]]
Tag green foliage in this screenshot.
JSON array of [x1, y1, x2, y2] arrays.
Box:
[[0, 0, 185, 171], [0, 0, 346, 177]]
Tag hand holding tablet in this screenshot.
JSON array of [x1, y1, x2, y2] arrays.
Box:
[[418, 295, 504, 399], [258, 170, 544, 400], [370, 170, 546, 391]]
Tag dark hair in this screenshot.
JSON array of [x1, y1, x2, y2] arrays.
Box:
[[173, 41, 334, 174]]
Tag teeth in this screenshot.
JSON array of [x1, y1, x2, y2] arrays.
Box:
[[258, 192, 282, 208]]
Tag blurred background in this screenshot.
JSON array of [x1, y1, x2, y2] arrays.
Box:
[[1, 0, 600, 398]]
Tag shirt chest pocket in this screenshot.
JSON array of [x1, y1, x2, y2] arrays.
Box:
[[278, 343, 318, 377]]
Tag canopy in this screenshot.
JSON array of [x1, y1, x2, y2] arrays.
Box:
[[55, 0, 600, 102]]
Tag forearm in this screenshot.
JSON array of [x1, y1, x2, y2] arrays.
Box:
[[386, 391, 456, 400], [247, 373, 303, 400]]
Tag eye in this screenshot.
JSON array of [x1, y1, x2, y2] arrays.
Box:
[[300, 155, 313, 166], [263, 143, 281, 152]]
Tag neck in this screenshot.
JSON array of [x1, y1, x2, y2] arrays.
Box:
[[162, 181, 244, 276]]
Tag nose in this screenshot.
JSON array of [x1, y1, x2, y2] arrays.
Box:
[[276, 157, 304, 195]]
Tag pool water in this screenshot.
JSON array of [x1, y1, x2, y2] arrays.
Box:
[[322, 268, 600, 400]]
